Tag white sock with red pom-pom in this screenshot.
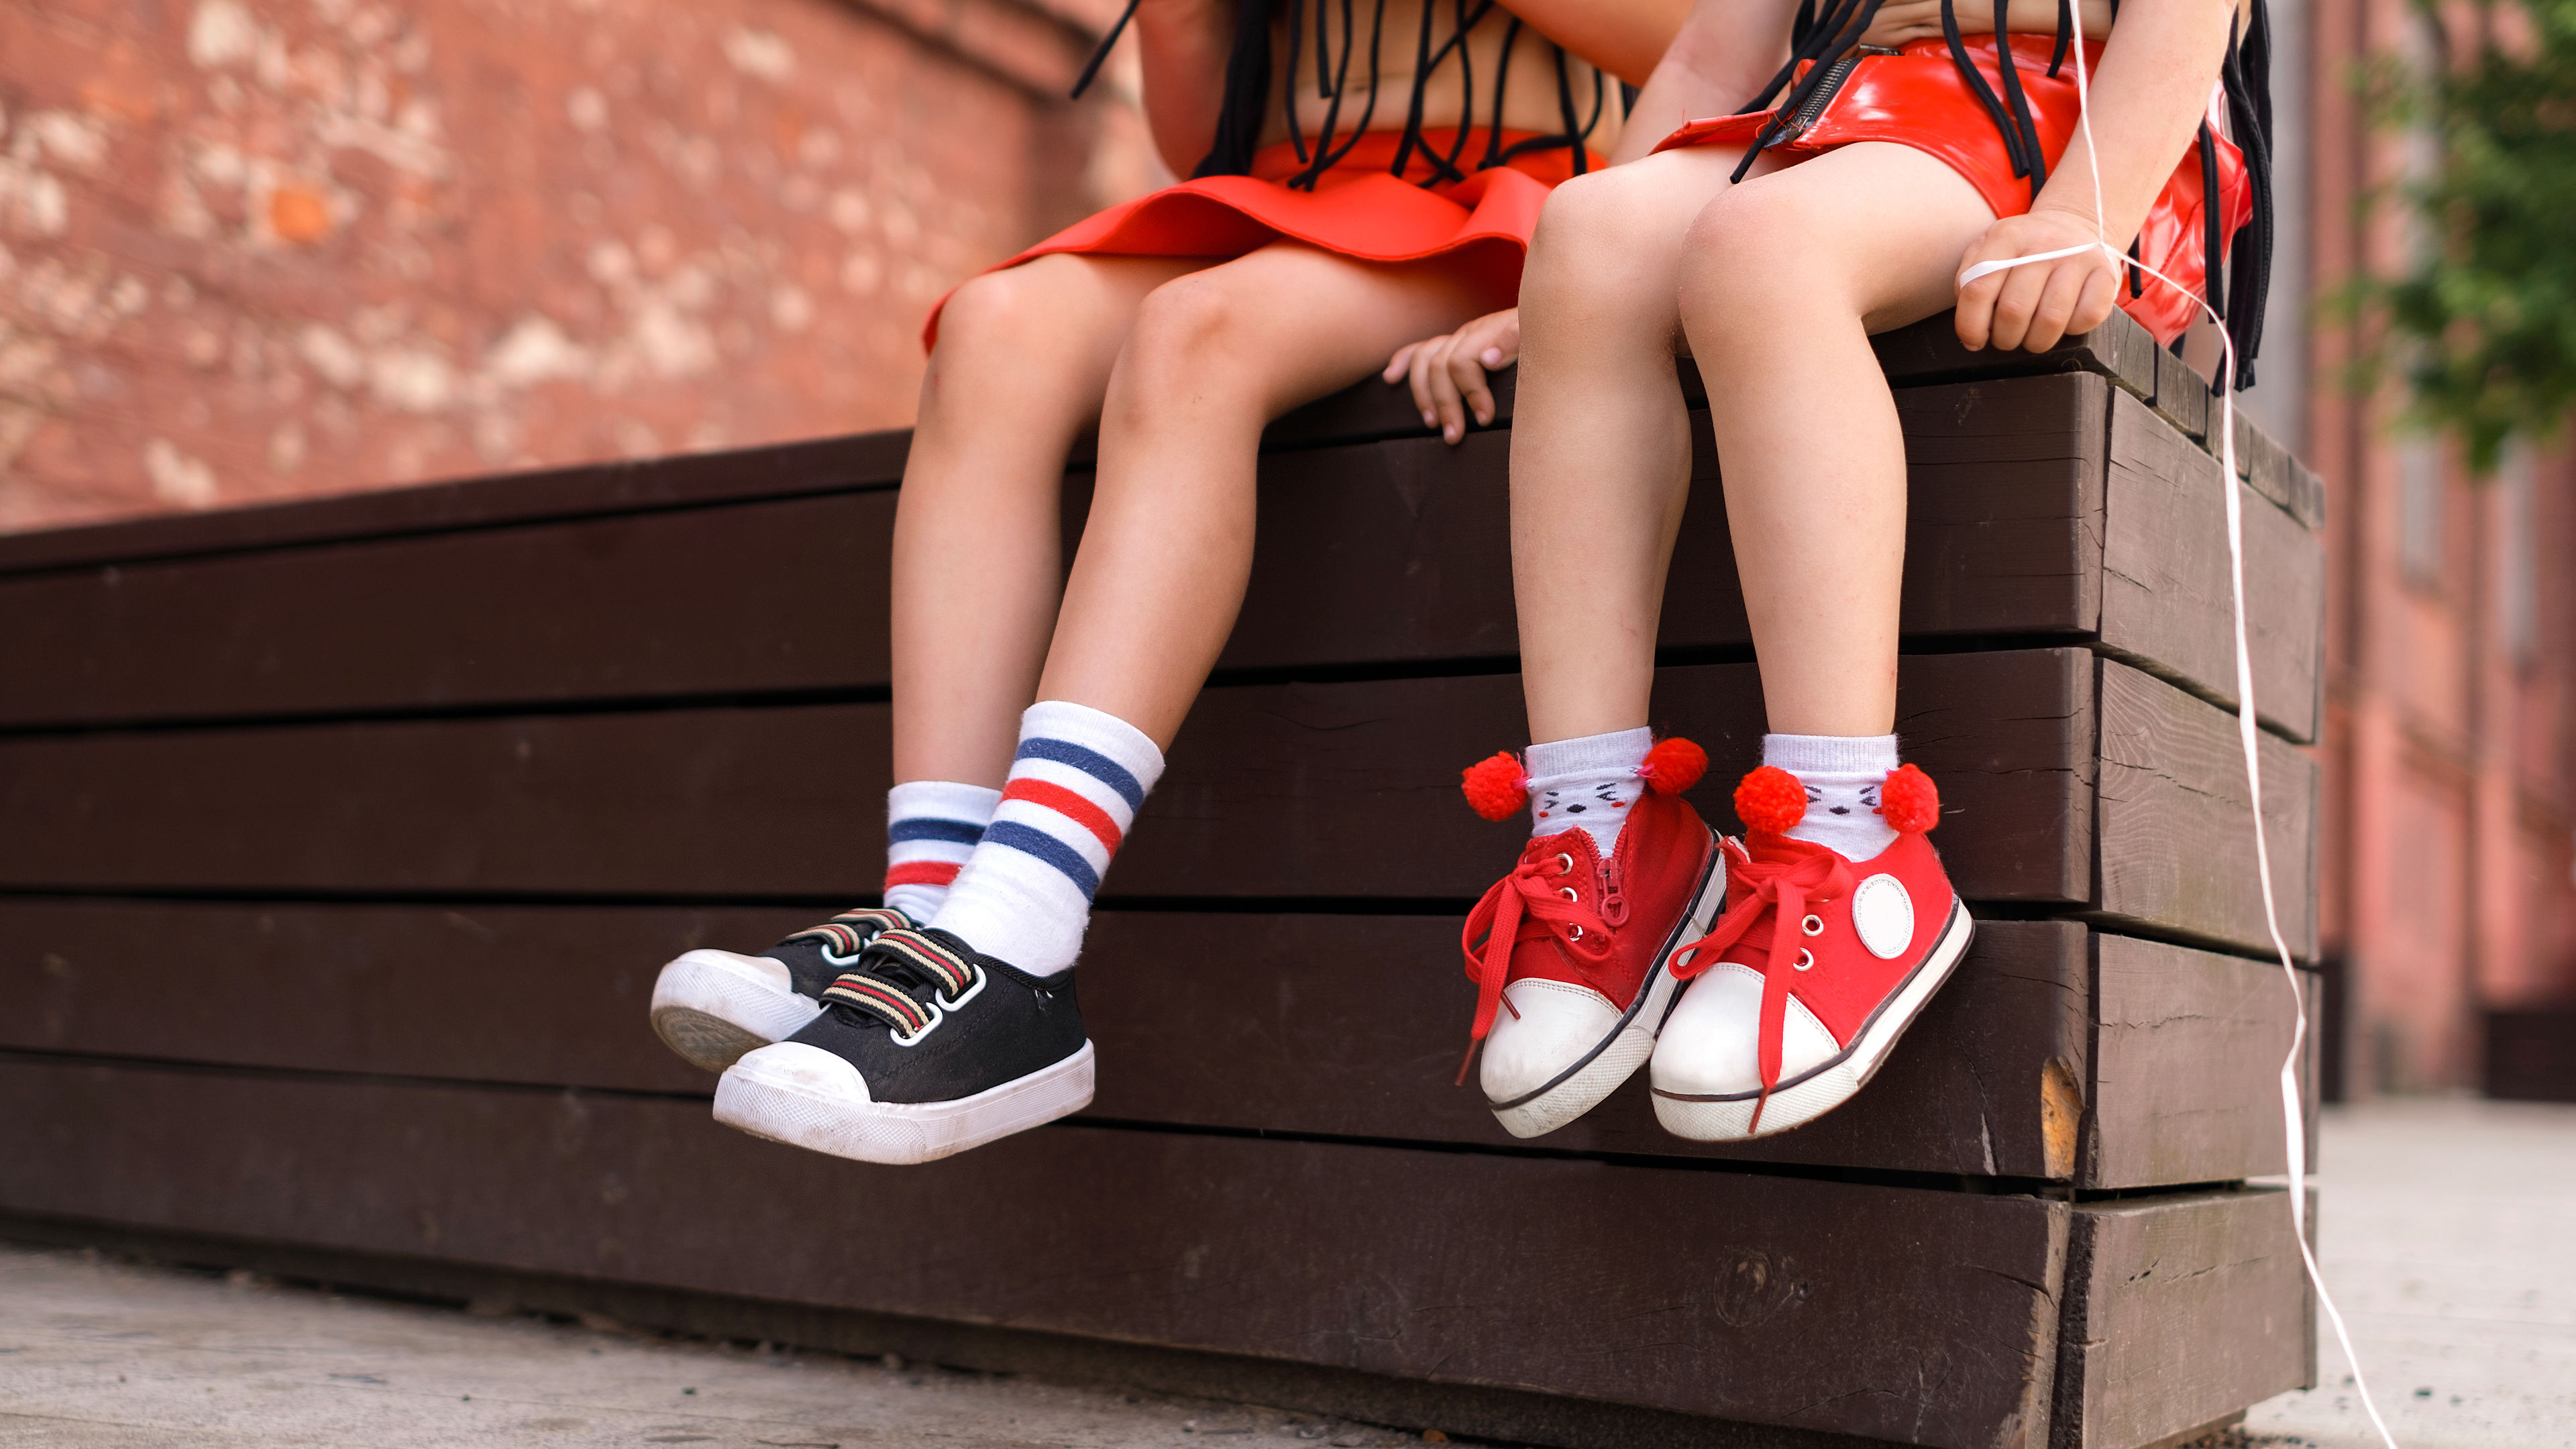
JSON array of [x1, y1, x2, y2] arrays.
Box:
[[1760, 733, 1900, 861], [1522, 727, 1654, 853]]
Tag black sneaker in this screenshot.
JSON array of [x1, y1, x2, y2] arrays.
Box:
[[710, 927, 1094, 1164], [649, 907, 914, 1072]]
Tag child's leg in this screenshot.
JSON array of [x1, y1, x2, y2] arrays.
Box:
[[1677, 142, 1996, 739], [891, 251, 1205, 790], [1034, 241, 1503, 745], [1510, 147, 1752, 747], [884, 252, 1201, 919], [1650, 144, 1999, 1144]]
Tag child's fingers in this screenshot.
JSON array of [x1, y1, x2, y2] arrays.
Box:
[[1383, 341, 1420, 385], [2021, 262, 2090, 353], [1987, 260, 2051, 353], [1952, 270, 2001, 350], [1428, 344, 1472, 443], [2070, 264, 2120, 339], [1446, 346, 1495, 428], [1406, 340, 1446, 426]]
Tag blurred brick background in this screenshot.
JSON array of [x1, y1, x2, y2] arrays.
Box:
[[0, 0, 1157, 530]]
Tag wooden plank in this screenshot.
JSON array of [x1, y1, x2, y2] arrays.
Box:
[[0, 376, 2107, 729], [2053, 1189, 2312, 1449], [0, 898, 2128, 1181], [1871, 308, 2159, 399], [2093, 659, 2320, 960], [2229, 409, 2326, 529], [2150, 340, 2211, 443], [2100, 389, 2325, 743], [2084, 935, 2318, 1187], [0, 1057, 2075, 1448], [0, 649, 2099, 907], [0, 433, 914, 578], [0, 490, 899, 727], [6, 378, 2324, 751]]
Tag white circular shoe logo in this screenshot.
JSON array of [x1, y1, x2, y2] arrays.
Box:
[[1851, 874, 1914, 960]]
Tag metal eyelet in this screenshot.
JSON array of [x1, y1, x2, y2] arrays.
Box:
[[1802, 914, 1825, 937], [1560, 886, 1580, 903], [1567, 925, 1584, 941], [1794, 949, 1816, 971], [1554, 853, 1576, 875]]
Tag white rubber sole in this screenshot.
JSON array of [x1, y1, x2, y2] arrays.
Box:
[[1652, 902, 1976, 1142], [649, 950, 826, 1072], [1486, 839, 1731, 1140], [712, 1040, 1096, 1165]]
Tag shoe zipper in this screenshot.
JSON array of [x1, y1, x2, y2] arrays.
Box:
[[1599, 863, 1629, 928]]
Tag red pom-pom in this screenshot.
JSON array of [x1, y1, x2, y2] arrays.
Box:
[[1638, 737, 1707, 794], [1734, 765, 1807, 835], [1461, 751, 1529, 822], [1880, 763, 1941, 833]]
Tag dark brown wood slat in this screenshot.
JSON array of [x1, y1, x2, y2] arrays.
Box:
[[0, 1056, 2074, 1449], [2084, 934, 2319, 1187], [2150, 340, 2212, 444], [2053, 1189, 2313, 1449], [0, 651, 2098, 907], [0, 433, 916, 578], [2093, 659, 2320, 960], [3, 379, 2322, 746], [2100, 390, 2325, 743], [0, 375, 2104, 729], [0, 491, 898, 727], [0, 898, 2131, 1181]]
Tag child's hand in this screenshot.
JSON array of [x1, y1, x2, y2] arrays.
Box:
[[1951, 208, 2123, 354], [1383, 309, 1520, 445]]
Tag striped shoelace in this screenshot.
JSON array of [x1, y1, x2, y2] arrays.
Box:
[[818, 928, 982, 1040], [781, 907, 911, 961]]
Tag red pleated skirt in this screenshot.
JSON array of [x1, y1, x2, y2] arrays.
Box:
[[1653, 36, 2250, 344], [922, 129, 1595, 351]]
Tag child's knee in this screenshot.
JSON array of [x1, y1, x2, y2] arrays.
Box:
[[1526, 167, 1672, 297], [1678, 186, 1839, 330], [1122, 272, 1258, 380]]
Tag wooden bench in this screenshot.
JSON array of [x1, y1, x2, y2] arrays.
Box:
[[0, 309, 2322, 1449]]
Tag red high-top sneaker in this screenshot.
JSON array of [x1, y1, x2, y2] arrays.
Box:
[[1650, 763, 1974, 1141], [1457, 739, 1727, 1138]]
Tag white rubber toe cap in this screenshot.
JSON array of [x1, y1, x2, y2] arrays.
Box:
[[1480, 979, 1622, 1106], [728, 1041, 873, 1106], [657, 949, 793, 998], [1649, 963, 1841, 1097]]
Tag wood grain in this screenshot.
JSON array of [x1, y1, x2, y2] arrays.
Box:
[[2092, 659, 2320, 960], [2053, 1189, 2312, 1449], [0, 651, 2100, 906], [1870, 308, 2160, 400], [2085, 934, 2319, 1186], [0, 1056, 2074, 1449], [2100, 390, 2325, 743]]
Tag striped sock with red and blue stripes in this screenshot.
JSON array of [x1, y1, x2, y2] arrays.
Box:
[[930, 700, 1165, 977], [882, 780, 1003, 922]]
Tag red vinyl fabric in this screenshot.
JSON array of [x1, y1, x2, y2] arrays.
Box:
[[1652, 36, 2250, 344], [922, 129, 1594, 351]]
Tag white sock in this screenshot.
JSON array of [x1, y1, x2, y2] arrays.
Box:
[[930, 700, 1165, 977], [1525, 726, 1652, 854], [1764, 733, 1900, 861], [883, 780, 1002, 921]]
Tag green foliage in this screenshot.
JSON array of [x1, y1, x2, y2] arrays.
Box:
[[2357, 0, 2576, 473]]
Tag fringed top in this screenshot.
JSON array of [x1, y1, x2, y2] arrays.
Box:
[[1075, 1, 1615, 193]]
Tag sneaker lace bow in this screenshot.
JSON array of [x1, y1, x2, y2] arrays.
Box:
[[818, 927, 981, 1041], [1456, 847, 1617, 1080], [1668, 842, 1855, 1130]]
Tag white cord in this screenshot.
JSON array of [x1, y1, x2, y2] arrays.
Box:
[[1950, 16, 2400, 1448]]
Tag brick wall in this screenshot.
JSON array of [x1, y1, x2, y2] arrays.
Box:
[[0, 0, 1155, 529]]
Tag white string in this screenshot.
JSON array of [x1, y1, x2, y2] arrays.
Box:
[[1949, 15, 2400, 1448]]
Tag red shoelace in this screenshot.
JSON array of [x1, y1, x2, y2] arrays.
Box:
[[1456, 847, 1614, 1084], [1669, 841, 1854, 1131]]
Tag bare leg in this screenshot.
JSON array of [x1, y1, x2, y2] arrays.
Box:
[[1510, 148, 1756, 744], [1036, 242, 1505, 747], [1678, 144, 1996, 737], [890, 253, 1203, 788]]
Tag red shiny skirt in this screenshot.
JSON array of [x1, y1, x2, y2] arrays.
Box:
[[1653, 36, 2249, 344], [922, 129, 1592, 350]]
